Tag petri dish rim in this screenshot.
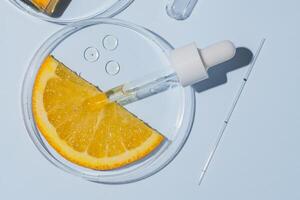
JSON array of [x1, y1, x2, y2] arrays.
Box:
[[9, 0, 134, 24], [21, 18, 196, 184]]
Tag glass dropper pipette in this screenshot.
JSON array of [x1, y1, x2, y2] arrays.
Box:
[[105, 41, 236, 106]]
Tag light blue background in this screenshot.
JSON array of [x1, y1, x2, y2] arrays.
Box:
[[0, 0, 299, 199]]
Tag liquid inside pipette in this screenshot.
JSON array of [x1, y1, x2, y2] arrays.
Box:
[[85, 70, 180, 108], [105, 70, 180, 106]]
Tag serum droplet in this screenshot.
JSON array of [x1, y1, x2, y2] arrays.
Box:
[[84, 47, 99, 62], [105, 61, 120, 76], [103, 35, 118, 51]]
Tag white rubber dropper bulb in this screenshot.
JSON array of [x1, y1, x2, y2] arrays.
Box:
[[169, 40, 236, 86]]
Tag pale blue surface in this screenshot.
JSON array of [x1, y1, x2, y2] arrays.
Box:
[[0, 0, 299, 199]]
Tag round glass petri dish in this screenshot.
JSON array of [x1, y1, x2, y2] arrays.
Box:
[[10, 0, 134, 24], [22, 18, 195, 184]]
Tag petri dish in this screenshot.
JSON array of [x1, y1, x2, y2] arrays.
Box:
[[21, 18, 195, 184], [10, 0, 134, 24]]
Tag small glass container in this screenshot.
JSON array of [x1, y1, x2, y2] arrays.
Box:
[[21, 18, 195, 184]]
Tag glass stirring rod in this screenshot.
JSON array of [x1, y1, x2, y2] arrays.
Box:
[[105, 41, 236, 106]]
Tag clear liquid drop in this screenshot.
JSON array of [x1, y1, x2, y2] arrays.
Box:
[[84, 47, 99, 62], [105, 61, 120, 76], [102, 35, 118, 51]]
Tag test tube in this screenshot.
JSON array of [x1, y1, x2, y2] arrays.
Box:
[[166, 0, 198, 20]]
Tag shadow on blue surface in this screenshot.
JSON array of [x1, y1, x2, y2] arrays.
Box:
[[193, 47, 253, 93]]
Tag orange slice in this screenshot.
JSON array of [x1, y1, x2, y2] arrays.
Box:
[[32, 56, 164, 170]]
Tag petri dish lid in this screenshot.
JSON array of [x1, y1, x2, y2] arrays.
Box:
[[10, 0, 134, 24], [22, 18, 195, 184]]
